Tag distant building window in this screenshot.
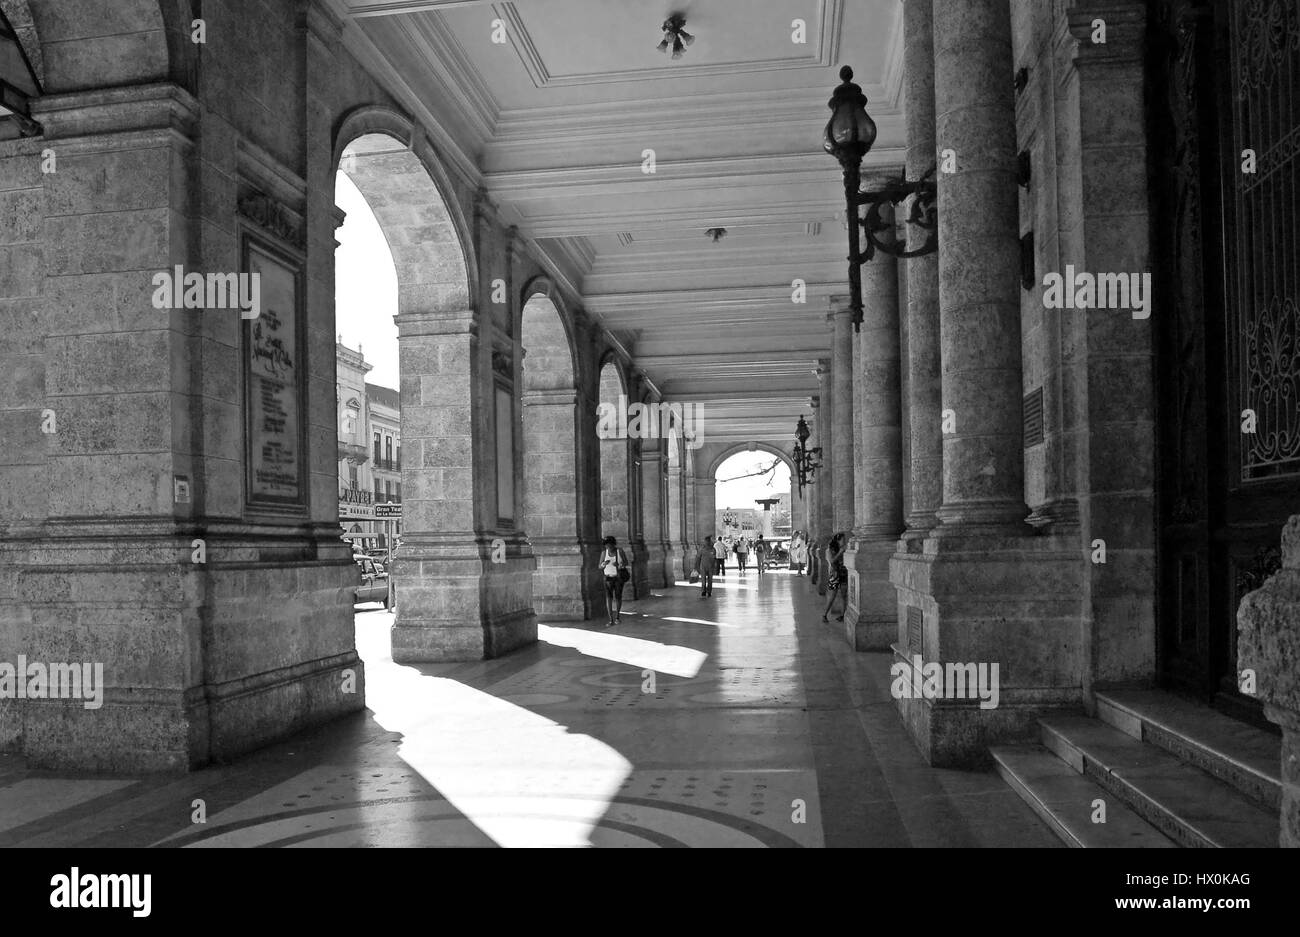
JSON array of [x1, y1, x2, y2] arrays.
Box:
[[385, 436, 393, 466], [395, 482, 401, 503], [396, 444, 401, 469], [374, 432, 381, 463], [385, 480, 392, 501], [349, 465, 358, 489]]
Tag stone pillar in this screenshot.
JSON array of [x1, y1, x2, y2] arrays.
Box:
[[394, 302, 535, 660], [899, 0, 943, 543], [521, 386, 587, 618], [695, 476, 717, 550], [1239, 516, 1300, 848], [684, 457, 699, 559], [887, 0, 1082, 766], [830, 303, 855, 533], [640, 443, 667, 589], [931, 0, 1028, 535], [813, 369, 832, 595], [664, 452, 686, 583], [843, 244, 903, 651]]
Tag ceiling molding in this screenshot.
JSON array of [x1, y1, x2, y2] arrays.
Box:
[[494, 0, 844, 89], [403, 13, 501, 133], [345, 0, 495, 16]]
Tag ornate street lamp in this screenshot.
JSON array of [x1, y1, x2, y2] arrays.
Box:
[[824, 66, 937, 331], [0, 9, 41, 135], [793, 415, 822, 496]]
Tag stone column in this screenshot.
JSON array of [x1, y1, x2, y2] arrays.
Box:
[[899, 0, 943, 543], [813, 367, 833, 594], [694, 477, 717, 564], [843, 242, 903, 651], [830, 302, 855, 533], [1239, 516, 1300, 848], [931, 0, 1028, 535], [640, 442, 667, 589], [521, 386, 587, 618], [886, 0, 1082, 766], [664, 453, 686, 583]]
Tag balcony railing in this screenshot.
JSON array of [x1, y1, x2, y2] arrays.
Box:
[[372, 459, 401, 472]]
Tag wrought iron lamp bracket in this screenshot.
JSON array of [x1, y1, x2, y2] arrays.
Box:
[[853, 165, 939, 262]]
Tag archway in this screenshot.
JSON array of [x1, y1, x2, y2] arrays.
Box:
[[711, 449, 795, 548], [597, 358, 632, 549], [336, 121, 532, 662], [520, 288, 588, 617]]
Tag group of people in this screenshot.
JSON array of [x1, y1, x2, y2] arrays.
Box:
[[693, 534, 770, 597], [594, 528, 847, 621]]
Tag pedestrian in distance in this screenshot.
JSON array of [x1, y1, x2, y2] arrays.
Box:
[[598, 535, 630, 627], [713, 534, 728, 577], [753, 535, 768, 578], [735, 537, 749, 573], [696, 536, 717, 598]]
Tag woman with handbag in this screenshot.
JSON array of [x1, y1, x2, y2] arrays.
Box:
[[822, 533, 848, 622], [598, 535, 630, 627]]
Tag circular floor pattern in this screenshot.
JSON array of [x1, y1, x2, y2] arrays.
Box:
[[156, 794, 807, 849]]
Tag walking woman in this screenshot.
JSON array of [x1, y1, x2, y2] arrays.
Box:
[[598, 535, 630, 627], [791, 533, 808, 573], [695, 536, 717, 598], [822, 533, 848, 622]]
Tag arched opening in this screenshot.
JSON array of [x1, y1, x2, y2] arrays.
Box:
[[597, 359, 631, 551], [520, 289, 586, 617], [712, 451, 795, 567], [334, 122, 487, 662], [334, 160, 401, 580]]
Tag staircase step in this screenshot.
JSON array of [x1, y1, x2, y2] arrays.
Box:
[[1039, 716, 1278, 848], [1095, 689, 1280, 811], [991, 744, 1177, 848]]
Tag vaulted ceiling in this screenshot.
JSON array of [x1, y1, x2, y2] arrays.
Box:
[[331, 0, 908, 444]]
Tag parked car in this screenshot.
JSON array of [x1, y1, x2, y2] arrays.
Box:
[[354, 555, 389, 604]]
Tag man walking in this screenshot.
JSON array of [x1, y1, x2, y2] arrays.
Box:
[[735, 537, 749, 574], [753, 535, 768, 578], [713, 534, 728, 577], [696, 536, 717, 598]]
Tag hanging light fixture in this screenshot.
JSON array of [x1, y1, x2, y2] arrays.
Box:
[[657, 13, 694, 61]]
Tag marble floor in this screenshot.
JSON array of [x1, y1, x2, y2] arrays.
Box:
[[0, 570, 1059, 848]]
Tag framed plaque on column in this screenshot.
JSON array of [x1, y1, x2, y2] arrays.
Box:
[[242, 235, 308, 512]]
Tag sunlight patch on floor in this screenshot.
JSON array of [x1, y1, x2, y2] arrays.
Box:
[[539, 624, 707, 678], [358, 610, 632, 847]]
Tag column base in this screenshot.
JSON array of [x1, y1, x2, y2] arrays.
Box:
[[1237, 514, 1300, 847], [642, 540, 668, 589], [844, 535, 899, 651], [393, 533, 536, 662], [5, 524, 367, 771], [889, 531, 1085, 765], [529, 536, 594, 620]]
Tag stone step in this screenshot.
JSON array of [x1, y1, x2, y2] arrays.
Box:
[[991, 744, 1177, 848], [1094, 689, 1281, 811], [1039, 715, 1278, 848]]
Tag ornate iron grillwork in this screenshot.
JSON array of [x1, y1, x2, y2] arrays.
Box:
[[1230, 0, 1300, 480]]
